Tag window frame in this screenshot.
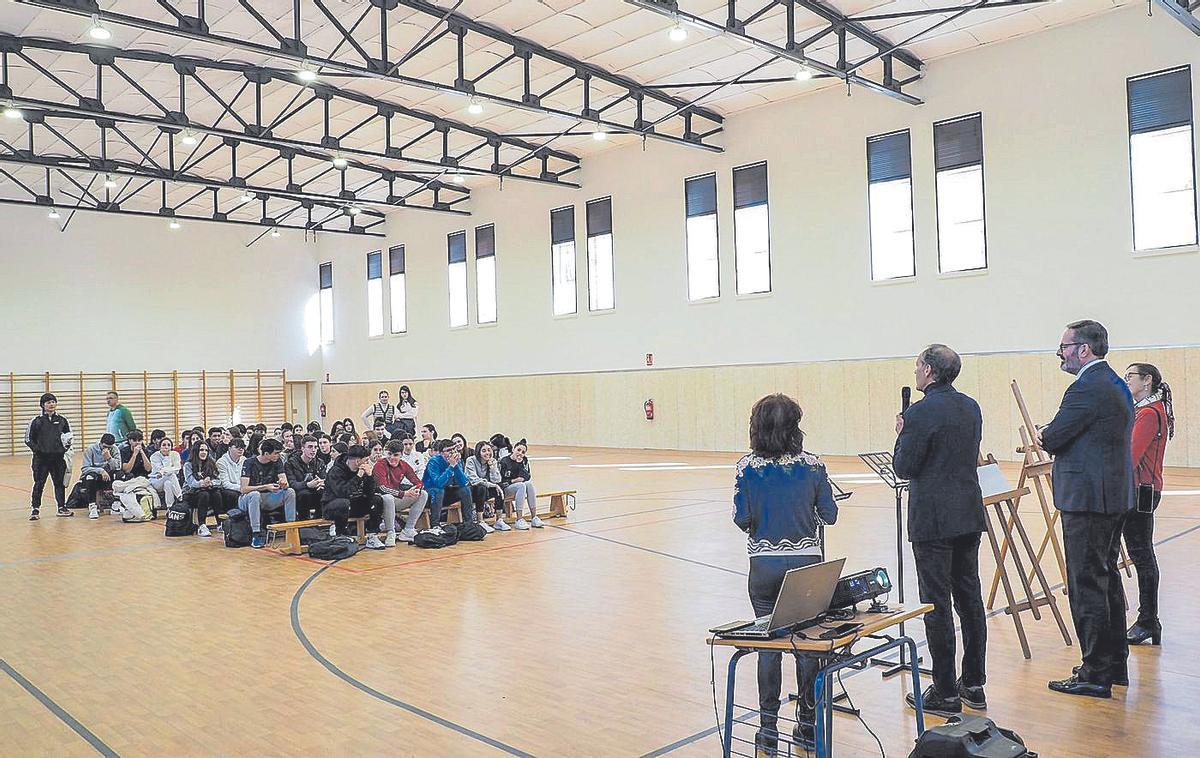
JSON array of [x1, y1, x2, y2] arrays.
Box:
[[932, 113, 988, 274], [475, 223, 498, 324], [388, 244, 407, 335], [732, 161, 772, 296], [865, 129, 916, 282], [366, 250, 384, 337], [585, 196, 615, 312], [684, 172, 721, 302], [318, 261, 334, 345], [447, 230, 469, 328], [550, 205, 578, 316]]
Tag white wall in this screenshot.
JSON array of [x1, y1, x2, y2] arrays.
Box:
[[0, 205, 324, 380], [316, 7, 1200, 384]]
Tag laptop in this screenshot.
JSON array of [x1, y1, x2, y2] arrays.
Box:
[[714, 558, 846, 639]]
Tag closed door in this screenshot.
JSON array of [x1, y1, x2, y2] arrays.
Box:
[[286, 382, 309, 425]]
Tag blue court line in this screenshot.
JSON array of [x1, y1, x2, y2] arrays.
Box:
[[290, 564, 534, 757], [0, 658, 118, 757]]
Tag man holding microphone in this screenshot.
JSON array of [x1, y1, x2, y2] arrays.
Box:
[[894, 344, 988, 717]]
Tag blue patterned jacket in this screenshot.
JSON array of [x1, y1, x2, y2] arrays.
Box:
[[733, 452, 838, 558]]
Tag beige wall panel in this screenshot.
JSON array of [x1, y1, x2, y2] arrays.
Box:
[[839, 361, 872, 455], [1185, 351, 1200, 469]]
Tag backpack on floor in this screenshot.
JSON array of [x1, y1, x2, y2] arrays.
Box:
[[909, 715, 1036, 758], [120, 493, 155, 523], [65, 480, 89, 509], [164, 502, 196, 537], [456, 521, 487, 542], [223, 508, 253, 548], [412, 524, 459, 549], [299, 526, 328, 546], [308, 535, 360, 561]]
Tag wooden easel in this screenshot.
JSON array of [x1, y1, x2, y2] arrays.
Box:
[[977, 457, 1072, 658]]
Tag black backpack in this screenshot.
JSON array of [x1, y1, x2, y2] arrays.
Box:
[[65, 480, 89, 510], [164, 502, 196, 537], [309, 535, 360, 560], [412, 524, 459, 549], [223, 508, 253, 548], [909, 715, 1035, 758], [457, 521, 487, 542], [299, 526, 329, 546]]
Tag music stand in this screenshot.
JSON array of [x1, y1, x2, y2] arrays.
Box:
[[858, 451, 931, 678]]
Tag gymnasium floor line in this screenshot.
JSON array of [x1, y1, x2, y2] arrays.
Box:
[[642, 519, 1200, 757], [289, 563, 536, 758], [547, 523, 746, 576], [567, 498, 725, 524], [351, 532, 576, 574], [0, 538, 198, 568], [0, 658, 118, 758]]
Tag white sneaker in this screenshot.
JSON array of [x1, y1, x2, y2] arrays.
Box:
[[481, 520, 495, 534], [531, 516, 545, 529], [365, 534, 385, 550], [197, 524, 212, 538], [493, 519, 512, 531], [88, 504, 99, 519], [329, 524, 337, 538], [514, 518, 530, 530], [385, 531, 397, 547], [399, 528, 417, 543]]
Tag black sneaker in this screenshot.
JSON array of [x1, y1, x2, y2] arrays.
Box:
[[792, 721, 815, 750], [56, 506, 74, 517], [905, 684, 962, 717], [957, 679, 987, 710], [29, 508, 40, 521]]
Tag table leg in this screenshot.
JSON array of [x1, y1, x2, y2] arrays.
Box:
[[724, 650, 748, 758], [903, 636, 926, 736], [814, 667, 830, 758]]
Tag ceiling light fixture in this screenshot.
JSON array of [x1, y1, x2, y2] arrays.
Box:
[[668, 24, 688, 42], [179, 129, 198, 146], [87, 14, 112, 41], [240, 191, 254, 203], [270, 228, 281, 238], [47, 208, 61, 220], [331, 154, 349, 169], [104, 173, 117, 189], [592, 129, 608, 141], [794, 66, 814, 82], [347, 205, 361, 216], [169, 219, 181, 230], [296, 63, 318, 83], [451, 171, 465, 185], [467, 98, 483, 116], [2, 104, 22, 120]]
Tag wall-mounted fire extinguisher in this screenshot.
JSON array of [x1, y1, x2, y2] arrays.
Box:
[[644, 399, 654, 421], [320, 403, 327, 418]]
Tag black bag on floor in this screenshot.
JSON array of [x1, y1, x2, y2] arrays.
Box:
[[223, 508, 252, 548], [164, 501, 196, 537], [309, 535, 360, 560], [457, 521, 487, 541], [65, 480, 89, 509], [909, 715, 1036, 758], [299, 526, 328, 545], [412, 524, 459, 549]]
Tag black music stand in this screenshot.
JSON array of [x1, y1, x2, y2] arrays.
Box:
[[858, 451, 931, 678]]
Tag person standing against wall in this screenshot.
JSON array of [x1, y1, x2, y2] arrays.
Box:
[[26, 392, 73, 520], [105, 391, 136, 445], [396, 385, 419, 438]]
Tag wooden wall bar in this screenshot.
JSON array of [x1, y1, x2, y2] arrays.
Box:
[[1, 370, 286, 456], [322, 347, 1199, 466]]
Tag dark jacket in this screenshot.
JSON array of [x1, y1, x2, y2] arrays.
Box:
[[499, 455, 531, 486], [285, 453, 325, 492], [893, 382, 985, 542], [25, 413, 70, 456], [322, 458, 375, 504], [1039, 361, 1135, 514], [733, 452, 838, 558]]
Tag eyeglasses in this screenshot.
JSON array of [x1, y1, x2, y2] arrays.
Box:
[[1057, 342, 1084, 352]]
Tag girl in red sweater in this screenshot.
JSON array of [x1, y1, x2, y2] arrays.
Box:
[[1122, 362, 1174, 646]]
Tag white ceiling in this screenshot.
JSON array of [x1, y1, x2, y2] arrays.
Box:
[[0, 0, 1132, 220]]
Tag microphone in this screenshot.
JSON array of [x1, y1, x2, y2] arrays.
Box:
[[901, 386, 912, 413]]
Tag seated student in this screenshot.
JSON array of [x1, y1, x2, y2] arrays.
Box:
[[307, 421, 322, 435], [149, 437, 184, 508], [239, 438, 297, 548], [292, 423, 304, 436], [399, 434, 426, 478], [422, 438, 476, 525], [315, 434, 333, 470], [246, 432, 264, 458], [322, 444, 388, 550], [367, 439, 385, 467], [285, 435, 326, 520], [450, 432, 469, 455], [182, 442, 221, 537], [174, 430, 195, 461], [443, 433, 482, 529], [341, 419, 360, 445], [79, 433, 123, 519], [120, 429, 154, 480], [216, 436, 246, 516], [489, 433, 513, 460], [415, 423, 438, 455], [466, 441, 510, 531], [149, 429, 167, 452], [500, 439, 541, 529], [327, 441, 348, 473], [280, 428, 296, 461], [372, 418, 392, 443], [207, 427, 228, 459], [330, 420, 345, 439], [374, 440, 427, 544]]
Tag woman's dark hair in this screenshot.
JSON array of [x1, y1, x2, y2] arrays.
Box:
[[190, 442, 219, 479], [749, 394, 805, 458], [331, 442, 349, 457], [150, 429, 166, 444], [489, 433, 512, 452], [451, 433, 468, 451], [398, 385, 417, 406], [247, 432, 264, 457], [1128, 363, 1175, 440], [343, 418, 357, 433], [336, 432, 354, 446], [307, 421, 322, 433], [422, 423, 437, 438], [473, 440, 491, 467], [331, 421, 344, 434]]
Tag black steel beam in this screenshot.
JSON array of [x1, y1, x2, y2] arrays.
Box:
[[0, 34, 577, 188], [14, 0, 724, 152], [1154, 0, 1200, 36]]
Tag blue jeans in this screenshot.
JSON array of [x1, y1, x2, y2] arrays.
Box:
[[239, 489, 296, 533], [430, 486, 475, 525]]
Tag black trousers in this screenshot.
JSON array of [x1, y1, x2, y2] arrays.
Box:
[[216, 489, 239, 516], [1061, 510, 1129, 684], [749, 554, 820, 747], [185, 489, 221, 525], [296, 489, 323, 521], [1121, 492, 1161, 628], [912, 532, 988, 694], [438, 486, 477, 524], [79, 471, 113, 504], [31, 453, 67, 509], [323, 495, 384, 536]]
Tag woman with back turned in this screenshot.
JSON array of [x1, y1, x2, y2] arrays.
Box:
[[733, 394, 838, 756]]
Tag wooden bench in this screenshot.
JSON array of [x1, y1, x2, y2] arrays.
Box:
[[266, 518, 335, 555], [537, 489, 576, 518]]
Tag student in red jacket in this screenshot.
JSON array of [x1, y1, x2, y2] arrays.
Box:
[[1122, 362, 1174, 646], [374, 439, 429, 543]]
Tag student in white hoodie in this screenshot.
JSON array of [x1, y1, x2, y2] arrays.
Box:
[[149, 437, 183, 507], [398, 434, 426, 478], [216, 437, 247, 515]]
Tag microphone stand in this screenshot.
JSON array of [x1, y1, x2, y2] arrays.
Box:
[[858, 451, 932, 678]]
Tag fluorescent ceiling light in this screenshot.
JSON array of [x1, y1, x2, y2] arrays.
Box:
[[47, 208, 60, 219], [668, 24, 687, 42], [467, 98, 483, 115], [88, 15, 112, 41]]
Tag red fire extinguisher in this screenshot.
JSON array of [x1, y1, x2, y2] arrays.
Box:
[[644, 399, 654, 421], [319, 403, 327, 418]]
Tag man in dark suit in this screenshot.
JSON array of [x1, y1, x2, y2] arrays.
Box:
[[894, 344, 987, 717], [1039, 319, 1135, 698]]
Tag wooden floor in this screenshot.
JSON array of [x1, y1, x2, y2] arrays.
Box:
[[2, 446, 1198, 757]]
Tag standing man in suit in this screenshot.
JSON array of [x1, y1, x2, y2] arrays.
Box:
[[1039, 319, 1135, 698], [894, 344, 988, 717]]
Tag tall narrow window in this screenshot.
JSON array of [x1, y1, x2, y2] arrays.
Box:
[[389, 245, 406, 334], [867, 130, 915, 280], [1128, 66, 1196, 251], [685, 173, 720, 301], [318, 262, 333, 344], [934, 114, 987, 273], [586, 197, 615, 311], [733, 162, 771, 294], [448, 231, 468, 327], [475, 224, 497, 324], [366, 250, 383, 337], [550, 206, 577, 315]]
